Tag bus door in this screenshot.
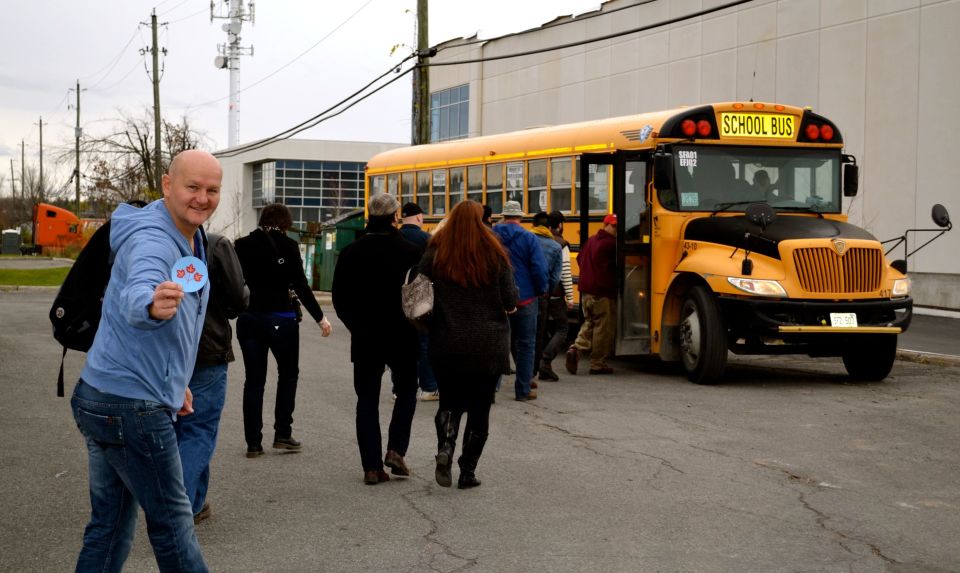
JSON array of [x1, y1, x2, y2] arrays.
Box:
[[615, 154, 652, 355]]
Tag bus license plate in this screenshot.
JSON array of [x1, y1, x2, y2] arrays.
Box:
[[720, 113, 795, 139], [829, 313, 858, 328]]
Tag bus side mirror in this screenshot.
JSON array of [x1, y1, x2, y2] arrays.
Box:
[[932, 204, 951, 229], [654, 152, 674, 191], [843, 163, 859, 197]]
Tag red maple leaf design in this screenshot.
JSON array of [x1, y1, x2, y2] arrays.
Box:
[[176, 269, 186, 278], [193, 273, 204, 283], [186, 264, 196, 273]]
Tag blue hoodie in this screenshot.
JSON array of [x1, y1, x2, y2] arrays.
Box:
[[493, 222, 548, 303], [80, 200, 209, 411]]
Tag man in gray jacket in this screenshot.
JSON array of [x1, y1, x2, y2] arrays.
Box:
[[176, 233, 249, 524]]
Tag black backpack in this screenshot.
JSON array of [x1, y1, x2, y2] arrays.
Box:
[[49, 220, 114, 397]]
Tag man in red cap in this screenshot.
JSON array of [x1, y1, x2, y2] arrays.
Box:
[[566, 213, 618, 375]]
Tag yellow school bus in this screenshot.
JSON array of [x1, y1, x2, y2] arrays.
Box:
[[366, 102, 914, 384]]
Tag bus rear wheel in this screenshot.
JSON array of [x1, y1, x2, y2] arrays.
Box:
[[679, 286, 727, 385], [842, 334, 897, 381]]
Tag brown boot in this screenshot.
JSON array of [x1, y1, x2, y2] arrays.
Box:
[[565, 347, 580, 375]]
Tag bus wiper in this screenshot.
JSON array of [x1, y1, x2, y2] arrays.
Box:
[[710, 201, 757, 215], [776, 205, 825, 218]]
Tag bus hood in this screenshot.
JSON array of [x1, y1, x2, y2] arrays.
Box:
[[683, 215, 876, 260]]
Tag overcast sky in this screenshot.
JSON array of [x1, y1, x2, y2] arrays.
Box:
[[0, 0, 602, 196]]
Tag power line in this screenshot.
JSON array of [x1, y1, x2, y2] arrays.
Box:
[[426, 0, 753, 67], [158, 0, 192, 17], [81, 29, 140, 85], [168, 6, 208, 24]]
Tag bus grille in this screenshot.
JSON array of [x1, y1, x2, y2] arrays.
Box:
[[793, 247, 883, 293]]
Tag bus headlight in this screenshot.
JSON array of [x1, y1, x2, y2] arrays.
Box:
[[892, 278, 911, 297], [727, 277, 787, 297]]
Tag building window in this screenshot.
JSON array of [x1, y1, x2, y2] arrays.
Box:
[[430, 84, 469, 143], [256, 159, 366, 229]]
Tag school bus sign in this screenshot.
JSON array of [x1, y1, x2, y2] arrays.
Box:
[[720, 113, 795, 139]]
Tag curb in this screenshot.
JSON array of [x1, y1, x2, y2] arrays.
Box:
[[0, 285, 59, 292], [897, 349, 960, 367]]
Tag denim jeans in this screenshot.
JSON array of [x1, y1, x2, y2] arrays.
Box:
[[509, 302, 539, 398], [353, 354, 418, 471], [175, 363, 228, 516], [72, 380, 208, 573], [540, 296, 570, 366], [417, 331, 438, 392], [237, 312, 300, 447]]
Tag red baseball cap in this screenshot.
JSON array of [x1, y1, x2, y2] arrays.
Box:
[[603, 213, 618, 225]]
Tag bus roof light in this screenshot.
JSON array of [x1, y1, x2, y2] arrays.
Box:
[[696, 119, 712, 137], [805, 123, 820, 141], [681, 119, 697, 137], [820, 124, 834, 141]]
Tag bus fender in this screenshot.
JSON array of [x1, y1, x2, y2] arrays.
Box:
[[659, 272, 711, 362]]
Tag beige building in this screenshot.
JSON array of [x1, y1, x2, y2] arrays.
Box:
[[428, 0, 959, 311], [208, 139, 403, 240]]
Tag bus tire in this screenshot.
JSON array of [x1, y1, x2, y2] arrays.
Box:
[[842, 334, 897, 381], [679, 285, 727, 385]]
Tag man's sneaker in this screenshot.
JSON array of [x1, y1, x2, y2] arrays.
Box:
[[515, 390, 538, 401], [193, 502, 212, 525], [246, 445, 264, 458], [565, 347, 580, 375], [418, 389, 440, 401], [273, 436, 302, 451], [539, 364, 560, 382], [384, 450, 410, 476]]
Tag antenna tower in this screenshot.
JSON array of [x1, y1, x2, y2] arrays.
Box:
[[212, 0, 255, 149]]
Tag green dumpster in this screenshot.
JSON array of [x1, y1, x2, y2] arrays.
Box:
[[314, 209, 365, 291]]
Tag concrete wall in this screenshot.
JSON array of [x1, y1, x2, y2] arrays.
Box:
[[209, 139, 404, 241], [429, 0, 960, 308]]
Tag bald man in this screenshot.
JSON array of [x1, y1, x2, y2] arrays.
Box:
[[70, 150, 221, 572]]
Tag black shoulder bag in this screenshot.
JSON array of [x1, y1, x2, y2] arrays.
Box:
[[262, 230, 303, 322]]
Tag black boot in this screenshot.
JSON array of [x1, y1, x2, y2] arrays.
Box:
[[457, 431, 488, 489], [434, 410, 462, 487]]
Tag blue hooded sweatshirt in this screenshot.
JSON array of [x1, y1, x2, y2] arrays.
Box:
[[80, 200, 209, 411], [493, 222, 549, 303]]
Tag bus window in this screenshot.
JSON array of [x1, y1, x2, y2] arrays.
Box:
[[528, 159, 547, 213], [550, 157, 572, 213], [574, 158, 580, 213], [387, 173, 399, 196], [416, 171, 430, 214], [449, 167, 465, 210], [371, 175, 385, 197], [506, 162, 524, 208], [432, 169, 447, 216], [624, 161, 648, 243], [467, 165, 483, 204], [587, 164, 610, 213], [400, 173, 414, 205], [486, 164, 503, 215]]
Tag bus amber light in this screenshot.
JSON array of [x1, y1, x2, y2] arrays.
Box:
[[681, 119, 697, 137], [727, 277, 787, 297], [820, 124, 834, 141], [696, 120, 712, 137], [805, 123, 820, 140]]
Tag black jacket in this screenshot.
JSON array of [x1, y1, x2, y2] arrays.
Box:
[[332, 221, 421, 362], [196, 234, 249, 368], [419, 246, 518, 375], [235, 228, 324, 322], [399, 224, 430, 255]]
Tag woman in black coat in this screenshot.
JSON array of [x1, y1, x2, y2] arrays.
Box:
[[419, 200, 518, 488]]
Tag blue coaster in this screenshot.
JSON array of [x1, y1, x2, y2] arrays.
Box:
[[171, 256, 208, 293]]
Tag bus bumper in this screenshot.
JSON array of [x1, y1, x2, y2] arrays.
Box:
[[717, 296, 913, 356]]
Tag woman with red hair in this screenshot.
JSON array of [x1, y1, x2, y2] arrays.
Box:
[[419, 200, 518, 488]]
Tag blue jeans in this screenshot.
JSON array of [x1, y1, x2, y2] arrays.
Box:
[[509, 302, 539, 398], [72, 380, 207, 573], [175, 363, 228, 516], [417, 332, 438, 392]]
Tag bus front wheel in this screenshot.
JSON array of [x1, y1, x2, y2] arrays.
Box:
[[842, 334, 897, 381], [679, 286, 727, 385]]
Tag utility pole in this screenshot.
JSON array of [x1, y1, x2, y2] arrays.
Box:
[[36, 116, 44, 203], [411, 0, 431, 145], [145, 10, 166, 196], [70, 79, 85, 213], [212, 0, 255, 149], [20, 140, 25, 200], [9, 159, 15, 199]]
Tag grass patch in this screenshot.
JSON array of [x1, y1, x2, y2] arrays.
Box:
[[0, 267, 70, 286]]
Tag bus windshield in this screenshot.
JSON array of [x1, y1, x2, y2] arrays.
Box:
[[664, 145, 842, 214]]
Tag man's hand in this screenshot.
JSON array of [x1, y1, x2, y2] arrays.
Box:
[[178, 387, 194, 417], [567, 301, 575, 310], [149, 281, 184, 320], [319, 317, 333, 337]]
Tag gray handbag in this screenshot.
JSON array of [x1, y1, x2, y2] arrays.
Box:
[[401, 267, 433, 321]]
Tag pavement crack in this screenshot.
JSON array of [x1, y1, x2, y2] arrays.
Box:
[[398, 482, 479, 572]]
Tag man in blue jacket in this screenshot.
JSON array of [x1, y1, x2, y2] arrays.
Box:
[[494, 201, 549, 400], [70, 150, 221, 572]]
